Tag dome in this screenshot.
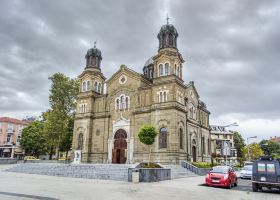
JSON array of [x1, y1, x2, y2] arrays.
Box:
[[144, 57, 154, 67], [86, 47, 102, 58], [157, 24, 178, 39]]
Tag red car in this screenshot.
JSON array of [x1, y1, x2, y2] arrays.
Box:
[[205, 166, 238, 189]]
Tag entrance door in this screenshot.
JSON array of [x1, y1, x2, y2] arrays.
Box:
[[112, 129, 127, 164], [192, 146, 196, 162]]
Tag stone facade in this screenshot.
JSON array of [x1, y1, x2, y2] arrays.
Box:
[[72, 22, 211, 164]]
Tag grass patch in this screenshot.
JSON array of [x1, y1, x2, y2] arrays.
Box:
[[192, 162, 215, 168]]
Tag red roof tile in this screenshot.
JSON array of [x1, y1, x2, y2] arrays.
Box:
[[0, 117, 29, 125]]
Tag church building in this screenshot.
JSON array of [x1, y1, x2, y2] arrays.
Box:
[[72, 20, 211, 164]]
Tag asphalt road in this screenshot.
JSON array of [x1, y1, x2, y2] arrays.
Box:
[[0, 165, 279, 200]]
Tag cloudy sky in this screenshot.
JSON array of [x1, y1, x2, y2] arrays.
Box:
[[0, 0, 279, 141]]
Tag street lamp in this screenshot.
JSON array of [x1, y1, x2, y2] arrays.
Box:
[[247, 136, 257, 161]]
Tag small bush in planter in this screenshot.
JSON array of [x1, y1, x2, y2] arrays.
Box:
[[138, 125, 158, 167]]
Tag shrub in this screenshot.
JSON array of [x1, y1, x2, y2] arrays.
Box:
[[192, 162, 215, 168]]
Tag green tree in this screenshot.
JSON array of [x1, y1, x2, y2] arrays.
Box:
[[44, 73, 79, 159], [260, 140, 280, 158], [138, 125, 158, 166], [242, 143, 264, 161], [233, 131, 246, 165], [20, 121, 48, 157]]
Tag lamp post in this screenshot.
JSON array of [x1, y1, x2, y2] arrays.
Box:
[[247, 136, 257, 161]]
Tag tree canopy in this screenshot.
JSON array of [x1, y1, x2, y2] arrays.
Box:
[[242, 142, 264, 161], [20, 121, 48, 157], [138, 125, 158, 146]]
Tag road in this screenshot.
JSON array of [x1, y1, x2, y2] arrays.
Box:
[[0, 165, 279, 200]]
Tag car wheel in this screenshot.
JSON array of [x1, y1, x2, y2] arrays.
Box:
[[234, 180, 238, 187], [252, 183, 258, 192], [228, 181, 232, 189]]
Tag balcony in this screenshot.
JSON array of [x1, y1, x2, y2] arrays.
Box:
[[6, 129, 15, 134]]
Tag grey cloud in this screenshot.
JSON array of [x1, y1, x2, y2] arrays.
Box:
[[0, 0, 279, 132]]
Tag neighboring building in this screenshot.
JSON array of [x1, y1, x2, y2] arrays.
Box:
[[210, 125, 237, 165], [0, 117, 29, 159], [72, 20, 211, 164], [269, 136, 280, 143]]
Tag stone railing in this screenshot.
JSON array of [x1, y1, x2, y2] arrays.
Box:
[[181, 161, 212, 176], [0, 158, 18, 164]]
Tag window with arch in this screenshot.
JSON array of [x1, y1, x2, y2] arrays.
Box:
[[177, 66, 180, 78], [94, 82, 98, 92], [97, 83, 101, 93], [86, 81, 90, 91], [77, 133, 83, 150], [159, 91, 168, 103], [174, 64, 177, 75], [80, 104, 86, 113], [159, 127, 167, 149], [159, 64, 163, 76], [165, 63, 169, 75], [115, 94, 130, 111], [179, 128, 183, 149], [82, 81, 86, 92]]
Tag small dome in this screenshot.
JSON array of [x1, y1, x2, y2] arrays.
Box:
[[157, 24, 178, 39], [86, 47, 102, 58], [144, 57, 154, 67]]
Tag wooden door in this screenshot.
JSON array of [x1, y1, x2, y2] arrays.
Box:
[[192, 146, 196, 162]]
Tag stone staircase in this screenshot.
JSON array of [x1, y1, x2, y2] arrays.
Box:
[[6, 163, 133, 181], [164, 165, 197, 179]]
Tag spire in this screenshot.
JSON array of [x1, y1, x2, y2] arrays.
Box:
[[166, 13, 170, 25]]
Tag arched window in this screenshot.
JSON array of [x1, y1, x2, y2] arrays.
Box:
[[125, 96, 129, 109], [163, 91, 167, 102], [86, 81, 90, 91], [165, 63, 169, 75], [174, 64, 177, 75], [98, 83, 101, 93], [120, 96, 124, 110], [159, 127, 167, 148], [178, 67, 180, 78], [169, 34, 173, 45], [82, 82, 86, 92], [179, 128, 183, 149], [159, 64, 163, 76], [159, 92, 163, 102], [94, 82, 98, 92], [77, 133, 83, 150]]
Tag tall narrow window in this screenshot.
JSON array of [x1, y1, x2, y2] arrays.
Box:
[[98, 83, 101, 93], [125, 96, 129, 109], [163, 91, 167, 102], [77, 133, 83, 150], [86, 81, 90, 91], [202, 137, 205, 154], [179, 128, 183, 149], [82, 82, 86, 92], [177, 67, 180, 78], [165, 63, 169, 75], [159, 127, 167, 148], [159, 64, 163, 76], [160, 92, 163, 102], [94, 82, 98, 92], [120, 96, 124, 110], [174, 64, 177, 75]]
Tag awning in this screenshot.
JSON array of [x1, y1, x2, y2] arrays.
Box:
[[3, 148, 10, 153], [15, 148, 23, 153]]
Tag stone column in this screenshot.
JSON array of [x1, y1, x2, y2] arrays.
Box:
[[11, 148, 15, 158], [108, 139, 113, 163], [129, 137, 134, 163]]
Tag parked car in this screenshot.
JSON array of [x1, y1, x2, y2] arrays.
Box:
[[240, 165, 253, 179], [205, 166, 238, 189], [24, 156, 40, 160], [252, 156, 280, 192]]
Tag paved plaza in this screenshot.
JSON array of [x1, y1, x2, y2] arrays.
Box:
[[0, 165, 279, 200]]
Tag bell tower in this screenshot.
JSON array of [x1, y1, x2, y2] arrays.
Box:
[[153, 17, 184, 80]]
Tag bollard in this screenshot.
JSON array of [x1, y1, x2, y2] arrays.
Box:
[[132, 169, 139, 183]]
